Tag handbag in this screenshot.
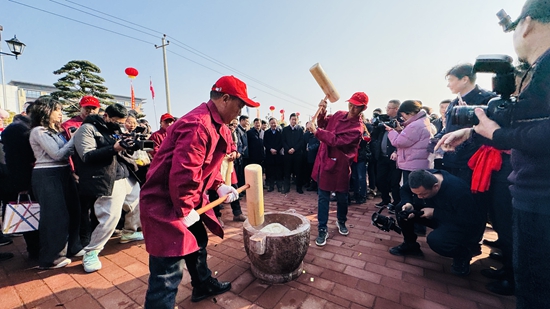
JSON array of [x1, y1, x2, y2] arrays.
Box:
[[2, 193, 40, 234]]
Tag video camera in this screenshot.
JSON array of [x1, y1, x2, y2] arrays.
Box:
[[371, 208, 424, 234], [450, 54, 516, 127], [374, 114, 399, 128], [119, 126, 154, 151]]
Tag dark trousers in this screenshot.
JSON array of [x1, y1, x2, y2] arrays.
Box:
[[145, 221, 211, 309], [488, 173, 513, 273], [235, 158, 247, 188], [367, 157, 377, 190], [32, 166, 82, 267], [283, 154, 303, 192], [397, 215, 477, 259], [512, 205, 550, 309], [317, 189, 348, 231], [79, 194, 98, 247], [265, 162, 283, 190], [351, 161, 367, 199], [376, 157, 401, 204]]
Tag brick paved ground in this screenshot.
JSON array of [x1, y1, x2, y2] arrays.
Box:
[[0, 190, 516, 309]]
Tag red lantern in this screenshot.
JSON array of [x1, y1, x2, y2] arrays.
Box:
[[125, 67, 139, 79], [280, 109, 285, 114], [296, 112, 300, 117], [269, 105, 275, 111]]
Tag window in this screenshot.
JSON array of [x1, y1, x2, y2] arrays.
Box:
[[25, 90, 41, 98]]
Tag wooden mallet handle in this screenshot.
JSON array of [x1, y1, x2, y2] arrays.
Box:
[[196, 184, 250, 215]]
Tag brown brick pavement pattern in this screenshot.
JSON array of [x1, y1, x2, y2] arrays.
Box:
[[0, 190, 516, 308]]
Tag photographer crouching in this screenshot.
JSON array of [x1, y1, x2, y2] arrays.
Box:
[[389, 169, 485, 276], [437, 1, 550, 307]]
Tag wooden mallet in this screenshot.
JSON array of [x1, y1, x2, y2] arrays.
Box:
[[197, 184, 250, 215], [309, 63, 340, 124]]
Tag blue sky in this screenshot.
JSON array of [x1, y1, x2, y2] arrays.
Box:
[[1, 0, 524, 126]]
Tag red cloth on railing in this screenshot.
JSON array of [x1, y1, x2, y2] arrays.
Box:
[[467, 145, 503, 193]]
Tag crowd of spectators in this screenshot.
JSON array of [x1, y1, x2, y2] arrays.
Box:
[[1, 2, 547, 305]]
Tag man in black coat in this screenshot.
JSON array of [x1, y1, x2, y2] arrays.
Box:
[[281, 113, 304, 194], [246, 118, 265, 166], [436, 64, 496, 183], [390, 169, 485, 276], [371, 100, 402, 208], [263, 117, 283, 192]]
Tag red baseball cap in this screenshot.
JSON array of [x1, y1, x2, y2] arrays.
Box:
[[160, 113, 175, 122], [212, 76, 260, 108], [80, 96, 100, 108], [347, 92, 369, 107]]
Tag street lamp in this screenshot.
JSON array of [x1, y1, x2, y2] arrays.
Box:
[[0, 25, 26, 111], [3, 36, 25, 59]]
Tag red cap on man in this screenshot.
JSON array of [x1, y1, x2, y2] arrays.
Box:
[[212, 76, 260, 108], [160, 113, 175, 122], [80, 96, 100, 108], [347, 92, 369, 107]]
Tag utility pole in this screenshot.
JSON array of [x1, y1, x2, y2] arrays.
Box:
[[155, 34, 171, 114], [0, 25, 7, 111]]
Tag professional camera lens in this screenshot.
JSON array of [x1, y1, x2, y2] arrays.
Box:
[[450, 105, 488, 126]]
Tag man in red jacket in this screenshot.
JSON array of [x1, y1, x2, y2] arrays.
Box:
[[308, 92, 367, 246], [148, 113, 175, 158], [140, 76, 259, 308], [61, 96, 100, 140]]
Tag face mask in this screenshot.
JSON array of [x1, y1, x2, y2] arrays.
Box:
[[106, 121, 122, 132]]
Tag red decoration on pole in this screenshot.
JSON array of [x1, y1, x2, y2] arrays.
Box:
[[125, 67, 139, 110], [296, 112, 300, 117], [269, 105, 275, 111], [280, 109, 285, 123], [125, 67, 139, 79], [280, 109, 285, 114]]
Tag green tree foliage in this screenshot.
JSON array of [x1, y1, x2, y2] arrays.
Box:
[[50, 60, 114, 117]]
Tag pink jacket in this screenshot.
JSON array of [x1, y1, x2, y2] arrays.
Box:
[[387, 110, 432, 171], [140, 100, 229, 257], [311, 110, 363, 192]]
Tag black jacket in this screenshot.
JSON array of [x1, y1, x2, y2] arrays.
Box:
[[263, 128, 282, 165], [437, 85, 496, 169], [1, 117, 35, 193], [73, 115, 137, 197], [370, 120, 396, 160], [281, 125, 304, 156], [246, 128, 265, 162], [304, 131, 320, 164]]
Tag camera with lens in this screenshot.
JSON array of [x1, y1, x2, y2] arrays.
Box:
[[451, 54, 517, 127], [396, 208, 424, 221], [374, 114, 398, 128], [372, 208, 402, 234], [372, 207, 425, 234], [119, 126, 154, 151]]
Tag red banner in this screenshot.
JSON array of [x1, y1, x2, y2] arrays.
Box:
[[131, 84, 135, 110]]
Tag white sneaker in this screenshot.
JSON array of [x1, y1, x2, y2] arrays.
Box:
[[74, 249, 86, 257], [39, 258, 71, 270], [119, 231, 144, 244], [83, 250, 102, 273]]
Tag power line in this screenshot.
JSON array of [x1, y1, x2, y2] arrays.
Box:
[[64, 0, 164, 36], [8, 0, 155, 46], [49, 0, 159, 39], [166, 50, 316, 110], [59, 0, 314, 108], [9, 0, 316, 111]]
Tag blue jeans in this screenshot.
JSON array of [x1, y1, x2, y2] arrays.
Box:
[[145, 221, 211, 309], [317, 189, 348, 231], [512, 204, 550, 309], [351, 161, 367, 199]]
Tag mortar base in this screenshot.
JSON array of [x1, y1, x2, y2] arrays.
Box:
[[250, 261, 303, 283]]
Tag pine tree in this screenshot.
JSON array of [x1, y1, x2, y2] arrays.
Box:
[[50, 60, 114, 117]]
